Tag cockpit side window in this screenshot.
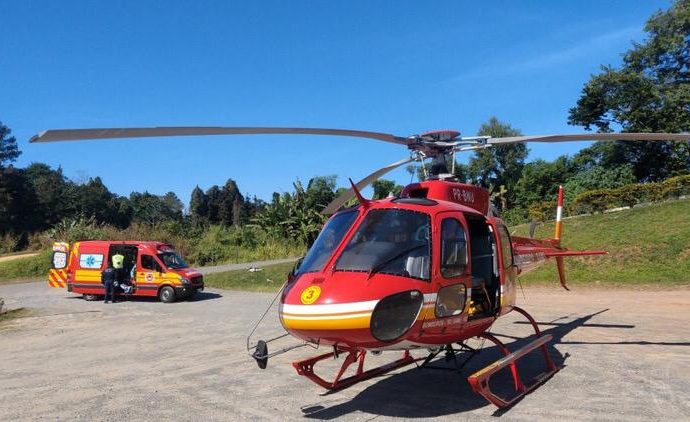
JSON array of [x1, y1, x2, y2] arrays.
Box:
[[296, 210, 358, 274], [497, 224, 513, 270]]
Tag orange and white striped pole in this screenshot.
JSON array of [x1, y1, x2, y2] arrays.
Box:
[[554, 185, 564, 245]]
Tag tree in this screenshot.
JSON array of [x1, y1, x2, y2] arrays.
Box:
[[76, 177, 122, 226], [241, 195, 266, 225], [372, 179, 402, 199], [568, 0, 690, 181], [130, 191, 182, 225], [205, 185, 221, 224], [468, 117, 528, 209], [0, 168, 39, 236], [189, 186, 208, 226], [24, 163, 76, 228], [251, 178, 330, 244], [513, 156, 574, 207], [563, 164, 636, 203], [305, 175, 337, 212], [0, 122, 21, 169], [218, 179, 243, 226]]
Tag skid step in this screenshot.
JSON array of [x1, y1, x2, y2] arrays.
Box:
[[468, 334, 559, 408]]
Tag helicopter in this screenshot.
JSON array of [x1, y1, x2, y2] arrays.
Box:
[[30, 127, 690, 408]]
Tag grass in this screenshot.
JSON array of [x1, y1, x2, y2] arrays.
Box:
[[0, 308, 33, 324], [203, 261, 296, 292], [0, 250, 51, 283], [512, 198, 690, 286]]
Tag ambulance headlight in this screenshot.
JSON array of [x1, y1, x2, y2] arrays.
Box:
[[180, 277, 190, 284], [370, 290, 423, 342]]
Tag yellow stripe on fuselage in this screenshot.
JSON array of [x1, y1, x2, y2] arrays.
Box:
[[280, 300, 436, 331], [281, 313, 372, 330]]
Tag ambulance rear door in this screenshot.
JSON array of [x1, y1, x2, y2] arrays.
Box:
[[48, 242, 69, 288]]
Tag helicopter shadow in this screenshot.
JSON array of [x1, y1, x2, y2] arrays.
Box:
[[301, 308, 678, 419]]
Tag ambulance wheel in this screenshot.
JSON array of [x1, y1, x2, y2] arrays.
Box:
[[159, 286, 176, 303], [83, 294, 99, 301]]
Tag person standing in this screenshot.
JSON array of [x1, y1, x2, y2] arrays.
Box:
[[101, 264, 116, 304], [111, 253, 126, 302]]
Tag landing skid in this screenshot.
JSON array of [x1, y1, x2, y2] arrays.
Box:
[[292, 306, 559, 409], [292, 347, 421, 391], [467, 306, 559, 408]]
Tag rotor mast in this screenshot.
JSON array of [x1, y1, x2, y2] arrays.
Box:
[[411, 130, 490, 180]]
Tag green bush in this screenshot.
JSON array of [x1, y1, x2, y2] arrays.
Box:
[[500, 207, 529, 226], [189, 225, 304, 265], [0, 234, 22, 254], [573, 190, 611, 214], [612, 183, 659, 208], [572, 176, 690, 214], [659, 174, 690, 199], [528, 200, 557, 222]]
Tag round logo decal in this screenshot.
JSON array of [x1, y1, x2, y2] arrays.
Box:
[[300, 286, 321, 304], [145, 272, 154, 282]]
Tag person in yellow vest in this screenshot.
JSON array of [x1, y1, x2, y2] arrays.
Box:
[[111, 253, 125, 302]]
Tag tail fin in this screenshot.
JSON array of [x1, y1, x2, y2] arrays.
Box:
[[511, 185, 606, 290], [553, 185, 564, 246]]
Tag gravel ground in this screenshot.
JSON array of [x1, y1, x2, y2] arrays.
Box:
[[1, 282, 688, 421]]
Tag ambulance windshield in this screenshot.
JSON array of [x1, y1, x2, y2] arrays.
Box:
[[158, 251, 189, 270]]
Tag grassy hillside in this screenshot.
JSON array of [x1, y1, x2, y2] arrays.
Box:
[[512, 198, 690, 286], [0, 250, 52, 283]]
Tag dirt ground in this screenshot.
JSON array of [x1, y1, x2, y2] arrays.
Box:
[[0, 252, 38, 263], [1, 282, 688, 421]]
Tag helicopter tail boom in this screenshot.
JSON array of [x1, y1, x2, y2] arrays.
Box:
[[512, 186, 607, 289]]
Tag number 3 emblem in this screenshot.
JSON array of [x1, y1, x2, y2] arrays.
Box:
[[300, 286, 321, 304]]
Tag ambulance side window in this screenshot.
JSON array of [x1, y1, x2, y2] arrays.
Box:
[[141, 255, 162, 272]]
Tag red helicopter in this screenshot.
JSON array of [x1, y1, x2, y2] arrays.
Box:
[[31, 127, 690, 408]]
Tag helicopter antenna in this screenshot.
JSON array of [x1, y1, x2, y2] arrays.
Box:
[[451, 149, 456, 175], [349, 178, 370, 209]]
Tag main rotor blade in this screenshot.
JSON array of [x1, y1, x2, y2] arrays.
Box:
[[30, 126, 411, 146], [487, 133, 690, 145], [322, 156, 415, 215]]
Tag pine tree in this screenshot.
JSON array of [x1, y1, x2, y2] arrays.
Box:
[[0, 121, 21, 169]]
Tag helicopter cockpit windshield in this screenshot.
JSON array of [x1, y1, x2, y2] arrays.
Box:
[[297, 209, 359, 274], [336, 209, 431, 280]]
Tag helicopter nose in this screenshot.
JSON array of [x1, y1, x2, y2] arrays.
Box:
[[279, 289, 425, 347], [280, 299, 377, 332]]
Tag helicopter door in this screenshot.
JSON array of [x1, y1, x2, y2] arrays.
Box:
[[465, 215, 500, 319], [487, 219, 518, 315], [424, 212, 472, 334]]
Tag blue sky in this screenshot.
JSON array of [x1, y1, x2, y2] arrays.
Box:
[[1, 1, 672, 205]]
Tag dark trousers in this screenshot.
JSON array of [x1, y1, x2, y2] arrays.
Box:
[[104, 280, 115, 303]]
